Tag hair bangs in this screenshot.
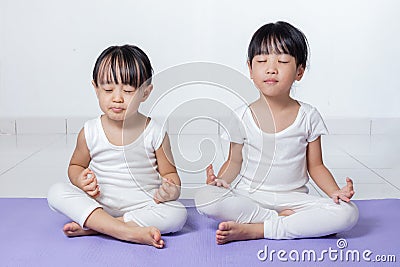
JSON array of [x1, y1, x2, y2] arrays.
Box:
[[93, 45, 153, 89], [258, 34, 291, 56], [95, 53, 139, 87]]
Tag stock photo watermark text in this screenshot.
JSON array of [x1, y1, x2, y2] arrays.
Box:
[[257, 238, 396, 263]]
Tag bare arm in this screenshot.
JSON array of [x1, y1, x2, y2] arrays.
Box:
[[68, 128, 99, 197], [68, 128, 91, 185], [154, 134, 181, 203], [155, 134, 180, 186], [207, 142, 243, 186], [307, 137, 354, 203]]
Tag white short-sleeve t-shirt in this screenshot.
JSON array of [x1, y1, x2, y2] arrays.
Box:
[[222, 101, 328, 192]]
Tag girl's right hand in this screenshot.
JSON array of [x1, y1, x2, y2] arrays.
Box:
[[330, 177, 354, 204], [78, 168, 100, 198], [206, 164, 217, 184], [206, 164, 230, 188], [212, 179, 230, 188]]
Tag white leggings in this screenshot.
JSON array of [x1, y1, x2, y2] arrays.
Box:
[[195, 185, 359, 239], [47, 183, 187, 234]]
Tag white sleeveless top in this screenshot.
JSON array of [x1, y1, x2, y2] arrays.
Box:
[[222, 101, 328, 192], [84, 117, 166, 209]]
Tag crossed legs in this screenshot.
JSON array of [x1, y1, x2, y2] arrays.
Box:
[[195, 185, 358, 244], [48, 183, 187, 248]]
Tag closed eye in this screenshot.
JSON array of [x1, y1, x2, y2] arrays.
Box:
[[278, 61, 289, 63]]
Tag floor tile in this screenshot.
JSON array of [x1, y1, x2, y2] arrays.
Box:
[[170, 134, 225, 184], [329, 168, 386, 184], [324, 135, 373, 155], [323, 154, 365, 169], [371, 168, 400, 189], [0, 166, 68, 197], [350, 155, 398, 169], [0, 151, 34, 174], [1, 133, 399, 200], [338, 183, 400, 200]]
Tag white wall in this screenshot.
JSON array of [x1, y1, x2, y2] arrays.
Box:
[[1, 0, 399, 119]]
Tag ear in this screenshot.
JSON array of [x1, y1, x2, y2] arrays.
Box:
[[141, 84, 153, 101], [295, 66, 305, 81], [247, 60, 253, 79], [92, 80, 100, 97]]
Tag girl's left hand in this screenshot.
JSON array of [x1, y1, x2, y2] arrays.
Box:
[[330, 177, 355, 204], [154, 177, 180, 204]]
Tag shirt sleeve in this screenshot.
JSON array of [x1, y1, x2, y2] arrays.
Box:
[[220, 107, 246, 144], [307, 107, 329, 142]]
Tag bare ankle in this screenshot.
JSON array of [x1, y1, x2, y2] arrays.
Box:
[[216, 221, 263, 244], [278, 209, 295, 216]]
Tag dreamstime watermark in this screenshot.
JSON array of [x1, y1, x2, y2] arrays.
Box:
[[257, 238, 397, 263], [122, 62, 276, 207]]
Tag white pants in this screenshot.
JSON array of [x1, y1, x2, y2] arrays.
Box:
[[195, 184, 359, 239], [48, 183, 187, 234]]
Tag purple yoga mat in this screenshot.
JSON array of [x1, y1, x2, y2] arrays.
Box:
[[0, 199, 399, 266]]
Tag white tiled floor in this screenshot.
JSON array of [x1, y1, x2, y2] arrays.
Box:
[[0, 133, 399, 199]]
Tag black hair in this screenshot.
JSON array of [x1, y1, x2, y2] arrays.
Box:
[[248, 21, 309, 68], [92, 44, 153, 88]]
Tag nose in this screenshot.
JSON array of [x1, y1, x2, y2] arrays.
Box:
[[265, 62, 277, 74], [112, 89, 124, 103]]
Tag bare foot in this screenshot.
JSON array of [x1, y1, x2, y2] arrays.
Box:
[[109, 221, 164, 248], [63, 222, 164, 248], [216, 221, 264, 245], [132, 226, 164, 249], [63, 222, 98, 237], [278, 209, 295, 216]]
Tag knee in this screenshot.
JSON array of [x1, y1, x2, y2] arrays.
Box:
[[47, 183, 67, 208], [194, 186, 209, 213], [338, 201, 359, 230], [47, 183, 77, 210], [194, 185, 225, 215], [172, 202, 188, 231], [346, 201, 359, 227], [160, 201, 188, 234]]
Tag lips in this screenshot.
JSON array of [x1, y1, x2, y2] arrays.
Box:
[[264, 78, 278, 84], [111, 107, 124, 113]]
